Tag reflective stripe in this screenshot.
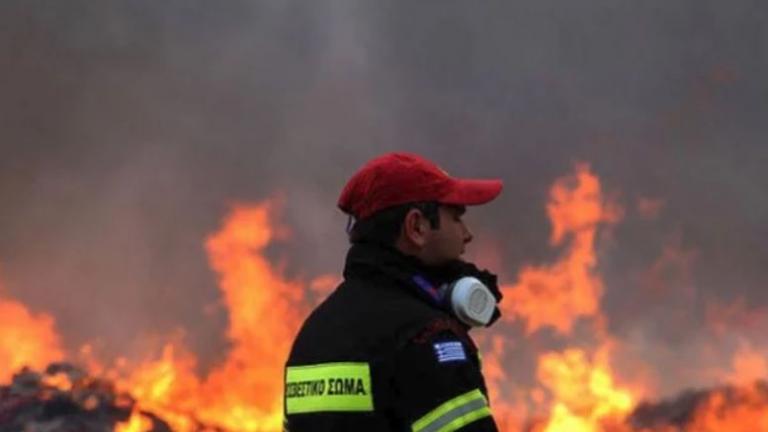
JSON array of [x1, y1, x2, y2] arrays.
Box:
[[285, 362, 373, 414], [412, 389, 491, 432]]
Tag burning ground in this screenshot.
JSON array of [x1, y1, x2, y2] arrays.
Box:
[[1, 165, 766, 431]]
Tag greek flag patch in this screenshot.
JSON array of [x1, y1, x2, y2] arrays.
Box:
[[433, 341, 467, 363]]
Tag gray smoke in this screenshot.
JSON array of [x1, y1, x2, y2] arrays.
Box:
[[1, 0, 767, 396]]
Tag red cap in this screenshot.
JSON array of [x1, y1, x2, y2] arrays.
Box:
[[338, 152, 503, 220]]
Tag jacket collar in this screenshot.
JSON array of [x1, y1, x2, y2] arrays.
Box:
[[342, 242, 456, 302], [343, 241, 504, 328]]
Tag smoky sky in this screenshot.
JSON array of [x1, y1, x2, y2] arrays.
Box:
[[1, 0, 767, 395]]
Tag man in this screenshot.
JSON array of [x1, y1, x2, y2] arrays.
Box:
[[283, 152, 504, 431]]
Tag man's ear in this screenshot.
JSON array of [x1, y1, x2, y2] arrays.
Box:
[[402, 208, 430, 247]]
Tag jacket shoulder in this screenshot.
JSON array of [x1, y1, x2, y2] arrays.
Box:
[[287, 277, 449, 364]]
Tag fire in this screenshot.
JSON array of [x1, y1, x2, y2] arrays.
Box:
[[3, 166, 767, 431], [200, 202, 308, 425], [486, 163, 638, 432], [0, 201, 319, 431], [686, 383, 768, 432], [41, 371, 74, 392], [726, 342, 768, 387], [501, 163, 621, 335], [118, 343, 202, 430], [116, 412, 153, 432], [114, 201, 310, 431], [477, 334, 530, 432], [531, 347, 635, 432], [0, 291, 64, 383]]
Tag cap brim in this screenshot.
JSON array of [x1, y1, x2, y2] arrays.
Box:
[[440, 178, 503, 206]]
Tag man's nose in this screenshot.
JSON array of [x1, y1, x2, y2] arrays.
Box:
[[463, 225, 474, 245]]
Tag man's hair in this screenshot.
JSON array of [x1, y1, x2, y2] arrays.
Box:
[[348, 201, 440, 245]]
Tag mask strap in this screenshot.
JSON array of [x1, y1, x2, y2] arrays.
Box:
[[411, 275, 442, 303]]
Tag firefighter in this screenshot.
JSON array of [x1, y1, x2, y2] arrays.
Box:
[[284, 152, 504, 431]]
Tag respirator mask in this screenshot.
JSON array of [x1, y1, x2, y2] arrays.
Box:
[[439, 276, 498, 327], [413, 261, 503, 328]]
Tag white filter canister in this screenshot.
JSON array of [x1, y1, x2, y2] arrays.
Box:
[[450, 277, 496, 327]]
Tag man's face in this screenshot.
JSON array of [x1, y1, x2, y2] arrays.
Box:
[[421, 205, 473, 266]]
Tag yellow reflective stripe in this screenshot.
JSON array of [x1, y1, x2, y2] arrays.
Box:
[[412, 389, 491, 432], [439, 405, 491, 432], [285, 362, 373, 414]]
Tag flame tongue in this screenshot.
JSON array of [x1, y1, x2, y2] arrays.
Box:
[[114, 201, 311, 431], [485, 164, 639, 432], [201, 203, 308, 417], [1, 202, 318, 431], [502, 163, 621, 335], [0, 294, 64, 384], [531, 346, 635, 432]]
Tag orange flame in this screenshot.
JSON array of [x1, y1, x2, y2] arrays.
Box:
[[115, 201, 312, 431], [478, 334, 529, 432], [531, 346, 635, 432], [116, 412, 153, 432], [200, 202, 308, 425], [501, 163, 621, 335], [0, 288, 64, 383], [726, 341, 768, 387], [686, 383, 768, 432], [693, 345, 768, 430], [41, 371, 74, 392], [485, 163, 637, 432], [5, 168, 768, 432]]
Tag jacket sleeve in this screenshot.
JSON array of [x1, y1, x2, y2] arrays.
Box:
[[390, 329, 499, 432]]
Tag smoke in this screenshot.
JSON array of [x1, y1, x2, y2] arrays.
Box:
[[1, 0, 766, 393]]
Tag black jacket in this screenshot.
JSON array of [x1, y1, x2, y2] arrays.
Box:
[[283, 243, 499, 432]]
